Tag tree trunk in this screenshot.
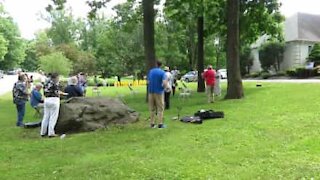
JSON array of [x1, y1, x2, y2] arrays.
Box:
[[197, 16, 205, 92], [216, 48, 219, 69], [187, 24, 196, 70], [143, 0, 156, 70], [143, 0, 156, 102], [225, 0, 244, 99]]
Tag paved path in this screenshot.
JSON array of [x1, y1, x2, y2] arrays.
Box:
[[0, 75, 17, 96], [0, 73, 43, 96]]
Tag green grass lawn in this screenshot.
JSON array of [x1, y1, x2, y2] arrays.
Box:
[[1, 82, 320, 179]]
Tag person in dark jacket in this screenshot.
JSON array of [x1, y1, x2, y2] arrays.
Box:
[[13, 74, 29, 127], [64, 76, 83, 99]]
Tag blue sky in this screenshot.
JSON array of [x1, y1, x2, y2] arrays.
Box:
[[1, 0, 320, 40]]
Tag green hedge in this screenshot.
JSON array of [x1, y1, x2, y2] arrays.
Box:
[[286, 68, 318, 78]]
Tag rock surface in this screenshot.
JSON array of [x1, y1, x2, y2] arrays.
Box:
[[55, 97, 139, 133]]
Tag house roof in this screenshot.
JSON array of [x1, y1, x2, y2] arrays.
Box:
[[285, 12, 320, 42]]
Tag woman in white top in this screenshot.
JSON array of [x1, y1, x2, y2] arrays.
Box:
[[214, 70, 221, 96]]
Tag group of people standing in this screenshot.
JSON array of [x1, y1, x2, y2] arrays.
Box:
[[147, 62, 221, 128], [13, 72, 86, 138]]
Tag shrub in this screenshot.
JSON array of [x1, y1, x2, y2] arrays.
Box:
[[295, 68, 313, 78], [87, 77, 107, 86], [39, 52, 72, 76], [261, 72, 271, 79], [307, 43, 320, 64], [275, 72, 286, 77], [286, 69, 296, 77], [259, 41, 284, 71], [250, 72, 261, 78]]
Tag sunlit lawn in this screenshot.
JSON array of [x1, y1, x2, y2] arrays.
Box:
[[0, 82, 320, 179]]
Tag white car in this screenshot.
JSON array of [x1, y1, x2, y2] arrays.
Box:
[[218, 69, 227, 79], [181, 71, 198, 82]]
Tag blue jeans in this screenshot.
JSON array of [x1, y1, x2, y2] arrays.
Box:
[[16, 101, 26, 126]]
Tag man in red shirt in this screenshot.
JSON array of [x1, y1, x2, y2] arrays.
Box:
[[202, 65, 216, 103]]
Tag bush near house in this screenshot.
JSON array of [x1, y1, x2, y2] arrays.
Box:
[[286, 68, 318, 78], [259, 41, 285, 72], [307, 43, 320, 65], [261, 72, 271, 79], [286, 69, 296, 77]]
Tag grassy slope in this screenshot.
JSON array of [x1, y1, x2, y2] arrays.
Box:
[[0, 82, 320, 179]]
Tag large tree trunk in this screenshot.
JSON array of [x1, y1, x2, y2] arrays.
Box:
[[187, 24, 196, 70], [225, 0, 244, 99], [143, 0, 156, 102], [143, 0, 156, 70], [197, 16, 205, 92]]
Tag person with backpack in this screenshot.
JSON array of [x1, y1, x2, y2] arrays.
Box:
[[13, 74, 30, 127]]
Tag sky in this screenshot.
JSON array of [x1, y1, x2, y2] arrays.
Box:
[[1, 0, 320, 40]]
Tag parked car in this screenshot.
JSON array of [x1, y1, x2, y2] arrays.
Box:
[[6, 69, 17, 75], [181, 71, 198, 82], [0, 70, 4, 78], [218, 69, 227, 79]]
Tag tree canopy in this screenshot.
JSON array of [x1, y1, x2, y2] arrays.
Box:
[[0, 0, 285, 99], [0, 4, 26, 70]]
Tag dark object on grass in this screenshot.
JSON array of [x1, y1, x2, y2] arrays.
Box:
[[180, 116, 202, 124], [56, 97, 139, 134], [194, 110, 224, 119], [256, 84, 262, 87], [24, 121, 41, 128]]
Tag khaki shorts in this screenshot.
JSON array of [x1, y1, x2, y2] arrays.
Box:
[[148, 93, 164, 113]]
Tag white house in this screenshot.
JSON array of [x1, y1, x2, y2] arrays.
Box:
[[251, 12, 320, 72]]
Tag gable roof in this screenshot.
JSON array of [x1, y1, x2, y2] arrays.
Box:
[[285, 12, 320, 42]]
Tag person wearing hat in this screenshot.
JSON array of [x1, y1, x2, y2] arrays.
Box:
[[64, 76, 83, 99], [202, 65, 216, 103], [164, 66, 172, 110]]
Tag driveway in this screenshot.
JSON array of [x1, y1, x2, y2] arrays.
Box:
[[0, 75, 17, 96]]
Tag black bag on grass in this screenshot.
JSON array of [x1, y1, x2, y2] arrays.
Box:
[[180, 116, 202, 124], [194, 110, 224, 119]]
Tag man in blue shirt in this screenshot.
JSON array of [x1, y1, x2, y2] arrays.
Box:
[[148, 61, 169, 128], [30, 83, 44, 108]]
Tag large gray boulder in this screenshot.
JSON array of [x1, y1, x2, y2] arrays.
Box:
[[55, 97, 139, 133]]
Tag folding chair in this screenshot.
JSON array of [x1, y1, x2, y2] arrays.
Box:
[[128, 85, 137, 95], [33, 105, 44, 119], [179, 82, 191, 99], [92, 86, 101, 96]]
